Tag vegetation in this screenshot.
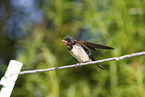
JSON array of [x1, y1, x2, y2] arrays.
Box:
[[0, 0, 145, 97]]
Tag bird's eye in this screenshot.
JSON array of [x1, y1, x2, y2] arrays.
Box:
[[67, 39, 71, 42]]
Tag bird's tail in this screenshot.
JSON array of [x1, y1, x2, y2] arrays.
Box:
[[96, 63, 104, 70], [89, 52, 104, 70], [91, 56, 104, 69]]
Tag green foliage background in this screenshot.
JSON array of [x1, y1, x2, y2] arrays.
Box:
[[0, 0, 145, 97]]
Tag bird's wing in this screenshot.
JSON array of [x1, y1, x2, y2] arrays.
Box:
[[76, 41, 105, 70], [77, 41, 114, 51]]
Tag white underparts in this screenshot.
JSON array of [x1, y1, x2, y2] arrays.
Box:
[[70, 44, 90, 62]]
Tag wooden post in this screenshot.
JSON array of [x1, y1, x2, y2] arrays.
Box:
[[0, 60, 23, 97]]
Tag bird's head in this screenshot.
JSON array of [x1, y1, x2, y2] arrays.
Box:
[[62, 36, 76, 45]]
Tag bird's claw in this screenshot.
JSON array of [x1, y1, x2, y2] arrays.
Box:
[[75, 63, 82, 68]]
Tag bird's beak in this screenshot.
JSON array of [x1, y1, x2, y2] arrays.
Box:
[[62, 40, 68, 45]]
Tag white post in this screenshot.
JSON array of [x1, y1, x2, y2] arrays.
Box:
[[0, 60, 23, 97]]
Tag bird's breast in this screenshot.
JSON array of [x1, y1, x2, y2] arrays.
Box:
[[69, 44, 90, 62]]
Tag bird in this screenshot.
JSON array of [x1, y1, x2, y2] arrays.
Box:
[[62, 36, 114, 69]]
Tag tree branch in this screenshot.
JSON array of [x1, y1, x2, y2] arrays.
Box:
[[11, 51, 145, 75]]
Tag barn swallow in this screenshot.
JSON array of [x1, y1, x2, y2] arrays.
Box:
[[62, 36, 114, 69]]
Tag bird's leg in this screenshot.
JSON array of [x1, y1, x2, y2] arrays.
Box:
[[75, 62, 82, 68], [75, 63, 80, 68]]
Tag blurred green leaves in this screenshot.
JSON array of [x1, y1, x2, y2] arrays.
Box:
[[0, 0, 145, 97]]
